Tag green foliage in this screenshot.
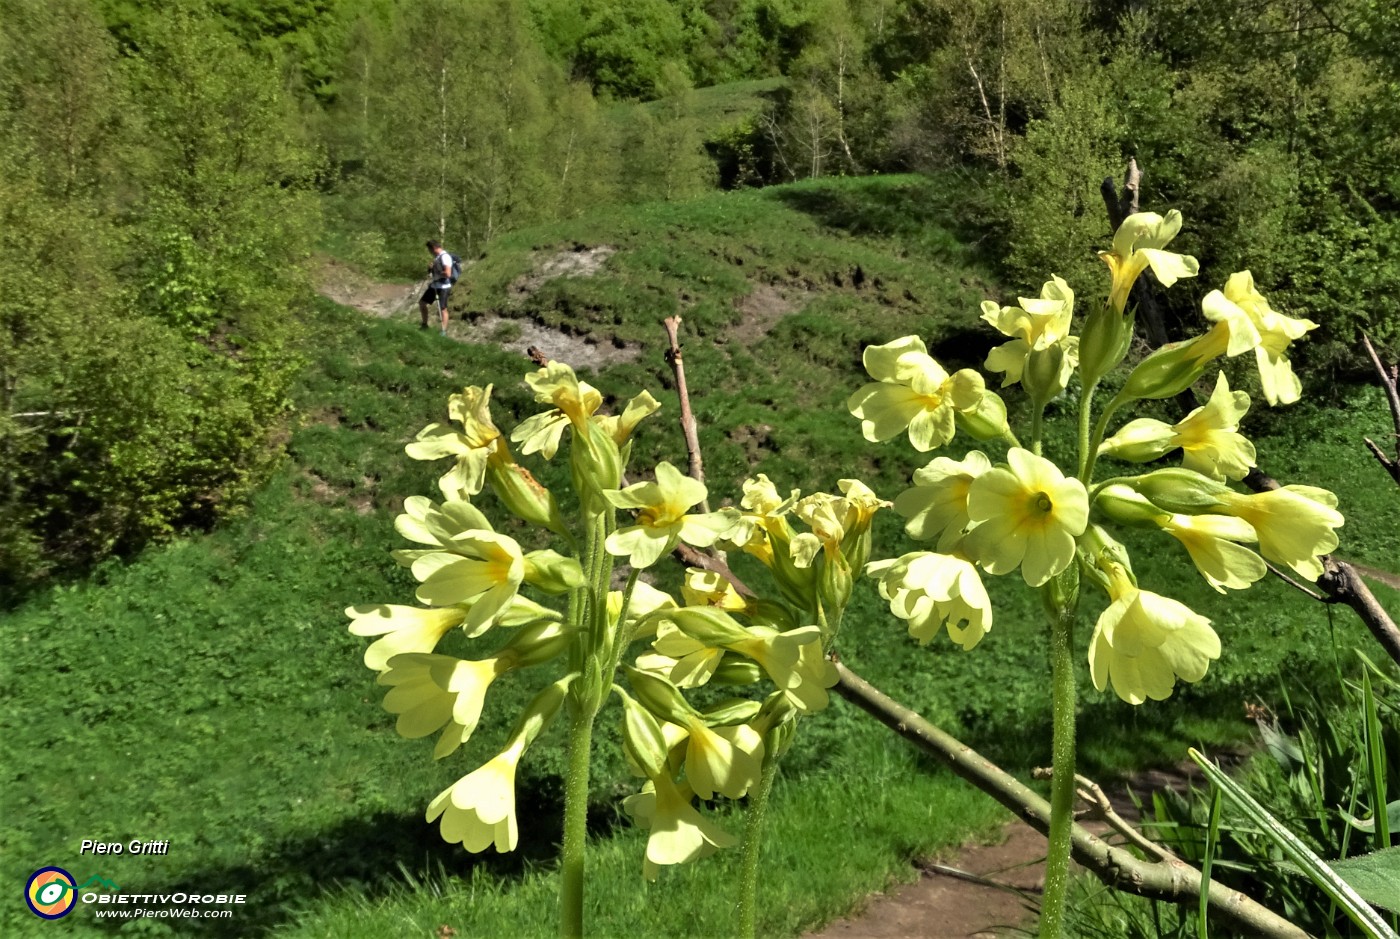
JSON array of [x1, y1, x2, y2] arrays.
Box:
[[6, 177, 1398, 935], [1068, 660, 1400, 938], [0, 0, 317, 591]]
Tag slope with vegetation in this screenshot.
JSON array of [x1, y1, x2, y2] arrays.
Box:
[[5, 178, 1395, 937]]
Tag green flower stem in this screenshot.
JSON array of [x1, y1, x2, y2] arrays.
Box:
[[1030, 403, 1046, 457], [559, 704, 597, 939], [1076, 378, 1100, 482], [1040, 582, 1079, 939], [736, 753, 781, 939], [1082, 392, 1128, 484], [606, 567, 642, 672]]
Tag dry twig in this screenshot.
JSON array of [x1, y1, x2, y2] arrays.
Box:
[[1361, 332, 1400, 485]]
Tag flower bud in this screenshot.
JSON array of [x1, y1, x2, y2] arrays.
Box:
[[1094, 484, 1169, 528], [1119, 332, 1220, 402], [523, 549, 585, 594], [622, 665, 695, 726], [618, 688, 671, 778], [818, 554, 854, 619], [710, 659, 763, 686], [954, 388, 1010, 441], [488, 461, 568, 537], [701, 698, 763, 726], [503, 620, 572, 668], [1022, 343, 1072, 404], [1129, 468, 1231, 514], [570, 419, 624, 514]]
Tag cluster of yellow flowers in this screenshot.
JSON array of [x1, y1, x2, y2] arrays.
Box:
[[852, 209, 1342, 704], [348, 361, 890, 877], [347, 208, 1344, 896]]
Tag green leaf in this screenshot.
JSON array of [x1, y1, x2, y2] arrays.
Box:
[[1329, 849, 1400, 914]]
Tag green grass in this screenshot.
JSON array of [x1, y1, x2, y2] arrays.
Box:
[[5, 175, 1397, 937]]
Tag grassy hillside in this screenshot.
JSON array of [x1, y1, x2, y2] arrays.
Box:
[[5, 175, 1396, 937]]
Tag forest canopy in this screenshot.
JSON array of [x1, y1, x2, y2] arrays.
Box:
[[1, 0, 1395, 590]]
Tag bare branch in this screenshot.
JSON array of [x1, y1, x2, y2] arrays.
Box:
[[1263, 560, 1326, 602], [1361, 333, 1400, 485], [1073, 774, 1177, 864], [833, 660, 1310, 939], [662, 316, 709, 512]]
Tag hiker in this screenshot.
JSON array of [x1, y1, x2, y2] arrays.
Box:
[[419, 240, 455, 335]]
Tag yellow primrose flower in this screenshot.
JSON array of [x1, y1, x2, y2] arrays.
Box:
[[1099, 210, 1200, 314], [981, 276, 1080, 398], [639, 617, 728, 688], [893, 450, 993, 552], [380, 618, 569, 748], [412, 536, 581, 634], [1201, 271, 1319, 405], [964, 448, 1089, 586], [1088, 565, 1221, 704], [678, 718, 764, 800], [594, 390, 662, 445], [377, 653, 503, 757], [608, 580, 679, 643], [981, 275, 1076, 349], [789, 492, 847, 569], [656, 608, 832, 711], [1215, 484, 1343, 581], [1100, 373, 1257, 481], [1160, 514, 1266, 594], [428, 743, 522, 853], [847, 336, 995, 452], [425, 678, 565, 852], [347, 595, 561, 672], [604, 462, 738, 569], [623, 774, 736, 880], [682, 568, 749, 612], [405, 385, 506, 497], [866, 551, 992, 650], [510, 361, 603, 459], [718, 474, 799, 565], [394, 495, 494, 552], [347, 603, 470, 671]]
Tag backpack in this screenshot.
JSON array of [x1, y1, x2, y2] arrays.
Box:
[[443, 252, 460, 285]]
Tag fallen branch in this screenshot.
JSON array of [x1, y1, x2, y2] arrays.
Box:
[[833, 660, 1311, 939]]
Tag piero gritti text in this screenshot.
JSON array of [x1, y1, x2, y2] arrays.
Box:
[[80, 839, 171, 856]]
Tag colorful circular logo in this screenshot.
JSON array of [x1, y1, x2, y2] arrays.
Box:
[[26, 867, 77, 919]]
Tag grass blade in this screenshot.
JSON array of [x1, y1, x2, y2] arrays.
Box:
[[1198, 782, 1223, 939]]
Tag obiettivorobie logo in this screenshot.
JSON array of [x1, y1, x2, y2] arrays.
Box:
[[25, 868, 120, 920], [24, 866, 248, 921]]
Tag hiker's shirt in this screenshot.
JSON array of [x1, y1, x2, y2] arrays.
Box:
[[430, 253, 453, 290]]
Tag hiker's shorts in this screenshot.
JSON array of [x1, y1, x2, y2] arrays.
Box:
[[421, 285, 451, 311]]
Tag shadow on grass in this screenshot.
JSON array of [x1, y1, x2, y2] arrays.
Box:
[[90, 780, 624, 938], [763, 175, 1002, 269]]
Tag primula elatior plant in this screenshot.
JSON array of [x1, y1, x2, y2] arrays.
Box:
[[349, 208, 1344, 938], [349, 361, 870, 939], [849, 207, 1340, 936]]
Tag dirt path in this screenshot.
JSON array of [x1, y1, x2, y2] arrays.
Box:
[[314, 251, 640, 371], [805, 822, 1044, 939]]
